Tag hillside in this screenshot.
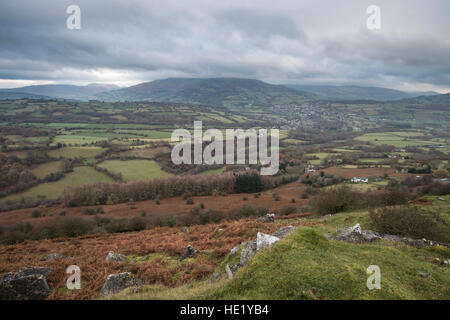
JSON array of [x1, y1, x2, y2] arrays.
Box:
[[111, 203, 450, 300], [0, 84, 119, 101], [95, 78, 317, 107], [286, 84, 438, 101], [392, 92, 450, 107], [0, 92, 51, 100]]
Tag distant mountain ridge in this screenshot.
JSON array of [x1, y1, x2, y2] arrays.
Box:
[[0, 79, 445, 106], [285, 84, 438, 101], [0, 84, 120, 101], [94, 78, 317, 107], [0, 91, 52, 100], [391, 92, 450, 106]]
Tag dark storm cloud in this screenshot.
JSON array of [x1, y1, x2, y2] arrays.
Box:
[[0, 0, 449, 91]]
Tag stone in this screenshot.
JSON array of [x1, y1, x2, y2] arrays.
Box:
[[272, 226, 298, 239], [332, 224, 449, 248], [230, 245, 240, 255], [16, 267, 53, 278], [105, 251, 127, 263], [99, 272, 143, 297], [257, 213, 275, 223], [46, 253, 66, 261], [0, 267, 53, 300], [332, 224, 381, 243], [256, 232, 280, 251], [225, 264, 240, 280], [181, 245, 199, 260], [239, 240, 257, 266], [225, 264, 233, 279], [210, 272, 221, 283]]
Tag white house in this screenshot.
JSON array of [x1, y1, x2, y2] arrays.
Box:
[[351, 177, 368, 183]]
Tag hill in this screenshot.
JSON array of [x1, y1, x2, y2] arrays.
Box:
[[392, 92, 450, 106], [0, 92, 51, 100], [95, 78, 317, 107], [0, 84, 119, 101], [286, 84, 438, 101], [111, 205, 450, 300]]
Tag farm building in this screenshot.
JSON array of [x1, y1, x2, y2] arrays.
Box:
[[351, 177, 369, 183]]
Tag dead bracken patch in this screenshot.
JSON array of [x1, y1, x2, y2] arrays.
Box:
[[0, 217, 314, 300]]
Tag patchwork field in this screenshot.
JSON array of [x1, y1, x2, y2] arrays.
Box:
[[98, 159, 173, 181], [354, 132, 442, 148], [0, 167, 113, 203], [31, 161, 64, 179], [48, 147, 105, 159]]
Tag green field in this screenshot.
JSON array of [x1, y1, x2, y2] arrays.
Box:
[[1, 166, 113, 202], [114, 129, 172, 139], [53, 135, 108, 145], [48, 147, 105, 159], [98, 159, 173, 181], [306, 153, 338, 165], [354, 132, 442, 148], [199, 166, 227, 175], [31, 161, 64, 179]]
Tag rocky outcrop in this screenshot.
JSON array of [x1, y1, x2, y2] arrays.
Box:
[[332, 224, 381, 243], [239, 240, 257, 266], [256, 232, 280, 251], [332, 224, 449, 248], [222, 226, 299, 280], [225, 263, 241, 280], [181, 245, 199, 260], [272, 226, 298, 239], [257, 213, 275, 223], [105, 251, 127, 263], [99, 272, 143, 298], [0, 267, 53, 300]]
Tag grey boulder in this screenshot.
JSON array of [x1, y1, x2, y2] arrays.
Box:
[[256, 232, 280, 251], [272, 226, 298, 239], [239, 240, 257, 266], [105, 251, 127, 263], [0, 267, 53, 300], [225, 263, 240, 280], [257, 213, 275, 223], [332, 224, 381, 243], [181, 245, 199, 260], [99, 272, 143, 298]]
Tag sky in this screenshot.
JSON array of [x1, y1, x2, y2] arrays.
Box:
[[0, 0, 449, 93]]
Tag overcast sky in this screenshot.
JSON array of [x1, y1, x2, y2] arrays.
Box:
[[0, 0, 449, 92]]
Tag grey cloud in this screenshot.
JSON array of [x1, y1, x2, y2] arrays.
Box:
[[0, 0, 449, 91]]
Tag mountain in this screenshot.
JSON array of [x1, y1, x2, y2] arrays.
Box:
[[95, 78, 318, 107], [0, 91, 51, 100], [285, 84, 438, 101], [0, 84, 120, 100]]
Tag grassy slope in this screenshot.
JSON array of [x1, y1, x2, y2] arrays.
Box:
[[0, 166, 113, 202], [113, 207, 450, 300], [31, 160, 64, 179], [98, 159, 173, 181]]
